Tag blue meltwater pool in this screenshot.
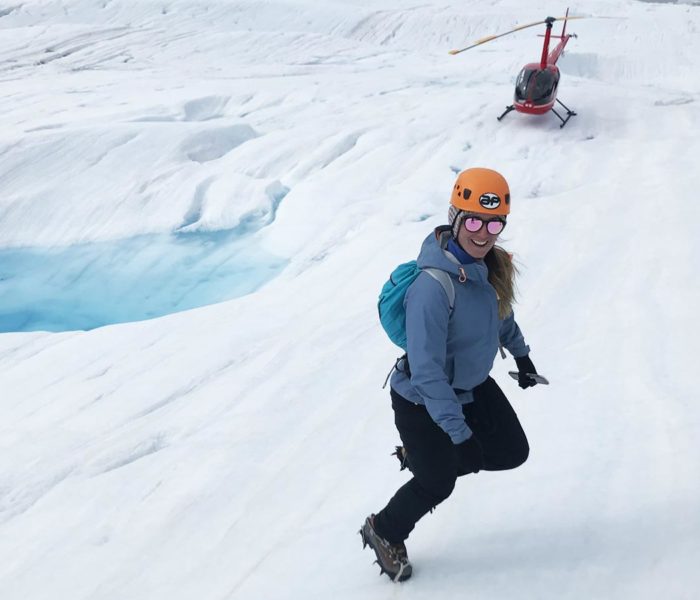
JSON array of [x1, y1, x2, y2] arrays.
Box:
[[0, 230, 287, 333]]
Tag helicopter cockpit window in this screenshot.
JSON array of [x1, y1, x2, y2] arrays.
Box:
[[515, 68, 559, 105]]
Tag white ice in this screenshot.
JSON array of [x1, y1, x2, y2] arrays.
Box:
[[1, 1, 699, 599]]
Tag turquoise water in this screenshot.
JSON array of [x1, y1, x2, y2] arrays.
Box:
[[0, 230, 287, 333]]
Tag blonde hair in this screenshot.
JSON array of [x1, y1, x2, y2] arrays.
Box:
[[484, 245, 518, 319]]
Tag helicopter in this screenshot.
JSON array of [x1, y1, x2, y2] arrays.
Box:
[[449, 9, 584, 128]]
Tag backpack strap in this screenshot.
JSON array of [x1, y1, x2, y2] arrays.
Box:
[[381, 267, 455, 389], [422, 268, 455, 314]]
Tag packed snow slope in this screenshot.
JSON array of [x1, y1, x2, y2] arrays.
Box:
[[1, 1, 699, 598]]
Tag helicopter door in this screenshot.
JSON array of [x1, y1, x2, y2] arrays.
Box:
[[515, 67, 537, 102]]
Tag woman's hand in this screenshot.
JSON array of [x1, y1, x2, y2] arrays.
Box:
[[455, 436, 484, 474], [514, 354, 539, 389]]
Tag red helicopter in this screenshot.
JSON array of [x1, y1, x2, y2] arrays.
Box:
[[449, 9, 584, 128]]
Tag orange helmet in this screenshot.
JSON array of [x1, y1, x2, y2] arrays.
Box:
[[450, 168, 510, 216]]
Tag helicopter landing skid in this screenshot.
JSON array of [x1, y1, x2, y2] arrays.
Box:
[[496, 100, 577, 127], [552, 99, 576, 128], [497, 105, 515, 121]]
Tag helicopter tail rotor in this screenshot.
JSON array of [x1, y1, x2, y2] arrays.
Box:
[[560, 7, 570, 38]]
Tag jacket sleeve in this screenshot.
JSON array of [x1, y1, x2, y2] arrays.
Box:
[[499, 310, 530, 358], [404, 273, 472, 444]]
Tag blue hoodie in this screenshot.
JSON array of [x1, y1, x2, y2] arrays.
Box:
[[390, 228, 530, 444]]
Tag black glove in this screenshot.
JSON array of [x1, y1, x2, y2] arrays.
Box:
[[455, 435, 484, 474], [515, 354, 538, 389]]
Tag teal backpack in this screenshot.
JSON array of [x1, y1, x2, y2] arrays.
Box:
[[378, 261, 455, 350]]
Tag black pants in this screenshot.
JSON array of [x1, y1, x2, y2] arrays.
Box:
[[373, 377, 529, 543]]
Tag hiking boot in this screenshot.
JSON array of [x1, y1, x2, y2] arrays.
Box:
[[392, 445, 412, 472], [359, 514, 412, 582]]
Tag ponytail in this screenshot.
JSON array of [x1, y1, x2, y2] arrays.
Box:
[[484, 246, 518, 319]]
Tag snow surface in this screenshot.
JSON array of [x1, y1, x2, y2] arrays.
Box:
[[1, 0, 699, 598]]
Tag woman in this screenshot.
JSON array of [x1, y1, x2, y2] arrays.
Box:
[[360, 168, 542, 582]]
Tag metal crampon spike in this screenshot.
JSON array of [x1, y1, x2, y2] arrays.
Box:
[[392, 446, 408, 471]]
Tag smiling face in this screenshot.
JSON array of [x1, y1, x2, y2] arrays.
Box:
[[456, 211, 505, 259]]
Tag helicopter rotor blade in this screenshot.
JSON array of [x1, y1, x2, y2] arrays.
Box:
[[448, 16, 586, 56]]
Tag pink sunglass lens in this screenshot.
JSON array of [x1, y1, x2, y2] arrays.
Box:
[[464, 217, 483, 232], [486, 220, 505, 234]]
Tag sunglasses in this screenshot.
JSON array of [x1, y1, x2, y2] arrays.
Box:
[[463, 216, 506, 235]]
